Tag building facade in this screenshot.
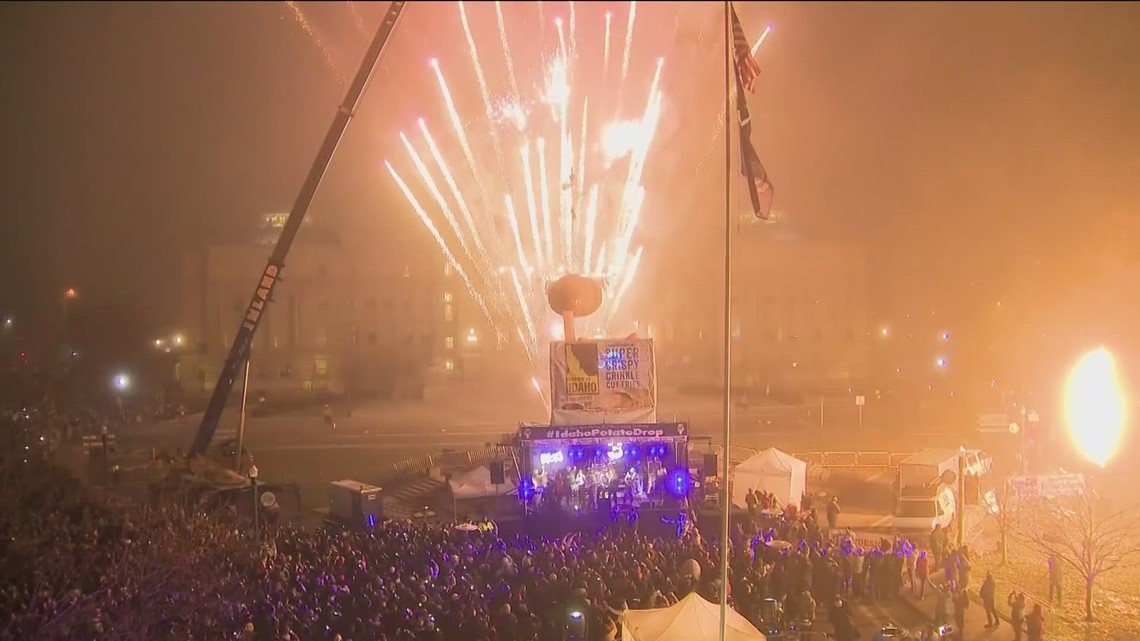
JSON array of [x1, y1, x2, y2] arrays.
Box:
[[177, 215, 492, 401], [644, 214, 871, 394]]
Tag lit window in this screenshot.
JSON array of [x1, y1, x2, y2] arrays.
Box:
[[444, 263, 452, 276], [445, 336, 455, 349], [444, 304, 454, 322], [443, 292, 453, 303], [466, 328, 478, 343], [444, 359, 455, 371]]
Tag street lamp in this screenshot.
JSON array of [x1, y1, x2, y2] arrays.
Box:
[[112, 373, 130, 420], [1064, 347, 1127, 468], [249, 464, 260, 540]]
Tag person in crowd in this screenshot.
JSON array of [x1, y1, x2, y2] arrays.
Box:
[[1047, 554, 1063, 605], [746, 488, 758, 521], [980, 571, 998, 628], [826, 496, 841, 531], [915, 550, 929, 599], [952, 586, 969, 636], [930, 525, 945, 566], [1026, 603, 1045, 641], [1009, 591, 1027, 641]]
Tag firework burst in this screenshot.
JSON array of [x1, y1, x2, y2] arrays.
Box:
[[386, 1, 665, 362]]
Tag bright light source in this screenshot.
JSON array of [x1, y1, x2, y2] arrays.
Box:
[[154, 339, 164, 348], [2, 317, 11, 327], [113, 373, 131, 391], [173, 334, 184, 346], [466, 328, 478, 343], [444, 360, 455, 371], [880, 327, 890, 337], [940, 331, 950, 341], [569, 611, 583, 621], [64, 288, 78, 299], [935, 357, 947, 369], [601, 120, 642, 164], [1064, 347, 1127, 467]]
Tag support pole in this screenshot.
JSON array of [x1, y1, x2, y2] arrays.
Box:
[[957, 446, 966, 548], [719, 2, 734, 639]]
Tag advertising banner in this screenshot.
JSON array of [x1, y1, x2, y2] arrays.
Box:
[[549, 338, 657, 425], [1007, 473, 1086, 498], [518, 422, 687, 442]]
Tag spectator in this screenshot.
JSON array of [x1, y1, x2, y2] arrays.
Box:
[[1047, 554, 1063, 605], [952, 586, 969, 636], [914, 550, 929, 599], [980, 571, 998, 628], [1026, 603, 1045, 641], [826, 496, 841, 530], [1009, 591, 1027, 641]]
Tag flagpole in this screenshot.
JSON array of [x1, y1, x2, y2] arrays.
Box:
[[718, 2, 734, 641]]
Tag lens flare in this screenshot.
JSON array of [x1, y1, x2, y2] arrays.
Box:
[[1063, 347, 1127, 467]]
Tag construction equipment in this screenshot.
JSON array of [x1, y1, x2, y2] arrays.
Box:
[[158, 2, 408, 498]]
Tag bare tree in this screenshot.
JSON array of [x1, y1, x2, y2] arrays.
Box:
[[1023, 490, 1140, 622], [985, 481, 1026, 567]]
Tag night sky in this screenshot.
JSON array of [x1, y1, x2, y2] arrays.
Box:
[[2, 1, 1139, 349]]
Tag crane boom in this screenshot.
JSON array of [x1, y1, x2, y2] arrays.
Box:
[[189, 1, 408, 458]]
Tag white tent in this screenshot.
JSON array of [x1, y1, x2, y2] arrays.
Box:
[[620, 592, 766, 641], [449, 465, 517, 499], [732, 448, 807, 509]]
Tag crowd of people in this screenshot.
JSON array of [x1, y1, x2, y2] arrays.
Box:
[[1, 406, 1051, 641]]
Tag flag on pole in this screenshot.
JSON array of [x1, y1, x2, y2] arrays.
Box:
[[730, 4, 773, 219], [730, 4, 762, 93]]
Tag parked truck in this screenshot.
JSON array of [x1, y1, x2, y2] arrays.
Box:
[[892, 448, 991, 532]]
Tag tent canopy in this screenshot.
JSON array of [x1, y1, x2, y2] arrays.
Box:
[[449, 465, 517, 499], [620, 592, 766, 641], [732, 447, 807, 509]]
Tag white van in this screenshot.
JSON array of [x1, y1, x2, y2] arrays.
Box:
[[893, 484, 955, 532]]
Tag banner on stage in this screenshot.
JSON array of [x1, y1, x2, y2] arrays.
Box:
[[518, 422, 688, 442], [549, 338, 657, 425]]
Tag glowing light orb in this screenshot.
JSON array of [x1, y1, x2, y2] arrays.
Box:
[[602, 120, 642, 163], [1063, 347, 1127, 467]]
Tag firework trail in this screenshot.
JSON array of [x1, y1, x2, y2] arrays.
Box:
[[458, 2, 507, 176], [494, 1, 522, 102], [346, 0, 368, 39], [387, 3, 665, 361], [284, 0, 348, 87], [615, 0, 637, 113], [603, 12, 612, 74]]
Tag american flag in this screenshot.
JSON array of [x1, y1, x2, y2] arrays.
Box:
[[730, 4, 762, 93], [731, 3, 773, 219]]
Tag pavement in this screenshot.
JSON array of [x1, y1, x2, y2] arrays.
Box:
[[898, 577, 1023, 641]]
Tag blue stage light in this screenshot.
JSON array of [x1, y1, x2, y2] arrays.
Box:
[[519, 477, 536, 502], [667, 468, 691, 497]]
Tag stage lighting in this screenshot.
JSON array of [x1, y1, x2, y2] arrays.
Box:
[[519, 478, 536, 502], [666, 468, 691, 498]]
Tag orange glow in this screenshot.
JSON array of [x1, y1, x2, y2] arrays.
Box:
[[1063, 348, 1127, 467], [64, 288, 78, 299]]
